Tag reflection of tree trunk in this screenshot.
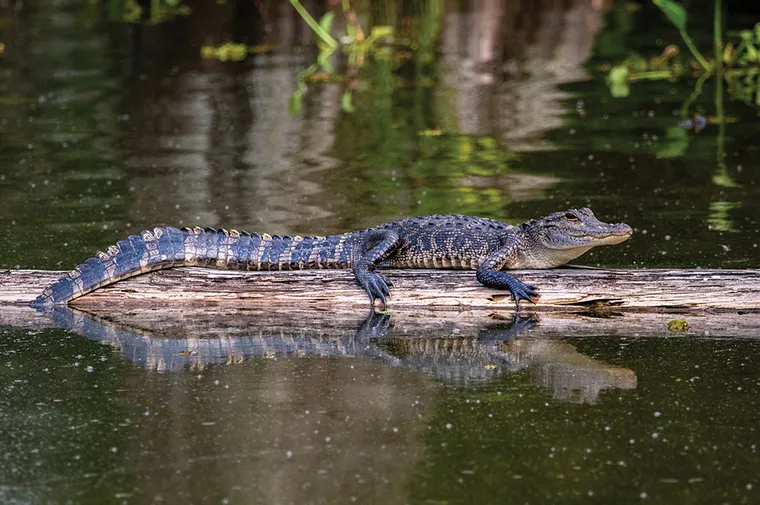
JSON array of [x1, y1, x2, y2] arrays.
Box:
[[131, 357, 435, 504], [122, 1, 342, 237], [439, 0, 609, 151]]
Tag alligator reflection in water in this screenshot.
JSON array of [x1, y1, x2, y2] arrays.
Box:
[[46, 306, 636, 404]]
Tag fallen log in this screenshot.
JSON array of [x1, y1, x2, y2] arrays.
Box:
[[1, 267, 759, 311]]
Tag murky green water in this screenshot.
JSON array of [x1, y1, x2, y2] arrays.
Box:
[[1, 0, 760, 504], [2, 315, 759, 505]]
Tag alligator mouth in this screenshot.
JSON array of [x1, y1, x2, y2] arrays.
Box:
[[569, 225, 633, 244]]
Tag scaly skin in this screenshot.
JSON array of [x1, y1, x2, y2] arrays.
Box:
[[30, 208, 632, 309]]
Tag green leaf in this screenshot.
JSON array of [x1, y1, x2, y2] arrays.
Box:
[[341, 91, 355, 113], [318, 11, 334, 35], [317, 49, 334, 73], [606, 65, 629, 85], [609, 83, 630, 98], [652, 0, 686, 31], [605, 65, 630, 97], [746, 45, 759, 63], [369, 25, 394, 39], [288, 92, 302, 115], [656, 126, 689, 159]]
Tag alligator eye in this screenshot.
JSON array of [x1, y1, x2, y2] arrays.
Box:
[[564, 212, 579, 221]]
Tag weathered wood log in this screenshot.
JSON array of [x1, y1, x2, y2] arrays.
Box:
[[1, 267, 759, 311], [1, 303, 756, 339]]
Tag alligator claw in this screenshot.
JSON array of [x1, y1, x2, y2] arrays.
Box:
[[509, 283, 540, 310], [476, 269, 539, 311], [376, 272, 392, 296], [358, 271, 393, 308]]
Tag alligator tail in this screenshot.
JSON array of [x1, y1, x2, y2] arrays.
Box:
[[30, 226, 348, 307]]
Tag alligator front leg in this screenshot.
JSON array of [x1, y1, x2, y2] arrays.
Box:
[[352, 229, 400, 307], [476, 242, 539, 310]]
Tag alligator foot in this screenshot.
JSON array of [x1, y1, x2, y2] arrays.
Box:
[[355, 270, 393, 307], [476, 269, 539, 310]]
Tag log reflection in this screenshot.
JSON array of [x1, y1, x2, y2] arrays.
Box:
[[44, 305, 636, 404]]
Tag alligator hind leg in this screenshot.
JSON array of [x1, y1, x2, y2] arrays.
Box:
[[352, 229, 400, 307]]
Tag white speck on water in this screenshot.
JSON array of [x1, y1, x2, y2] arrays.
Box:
[[286, 450, 293, 458]]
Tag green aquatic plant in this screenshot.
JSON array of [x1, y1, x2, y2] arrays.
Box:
[[606, 0, 748, 192], [197, 1, 442, 114], [287, 0, 396, 114], [606, 0, 760, 105]]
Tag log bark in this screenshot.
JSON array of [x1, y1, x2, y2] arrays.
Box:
[[1, 267, 759, 311]]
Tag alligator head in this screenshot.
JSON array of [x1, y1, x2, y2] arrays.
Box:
[[517, 208, 633, 269]]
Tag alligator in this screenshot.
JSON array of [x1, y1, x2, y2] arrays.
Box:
[[31, 208, 632, 308]]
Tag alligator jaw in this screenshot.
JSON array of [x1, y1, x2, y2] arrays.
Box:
[[572, 223, 634, 246]]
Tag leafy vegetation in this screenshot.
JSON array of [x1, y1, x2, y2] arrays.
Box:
[[606, 0, 759, 107], [605, 0, 756, 189]]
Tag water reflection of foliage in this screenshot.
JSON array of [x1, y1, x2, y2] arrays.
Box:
[[601, 0, 746, 234], [604, 0, 756, 193], [110, 0, 190, 24], [333, 103, 523, 219], [287, 0, 443, 114], [605, 0, 760, 106], [706, 200, 738, 232], [198, 0, 443, 114]]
